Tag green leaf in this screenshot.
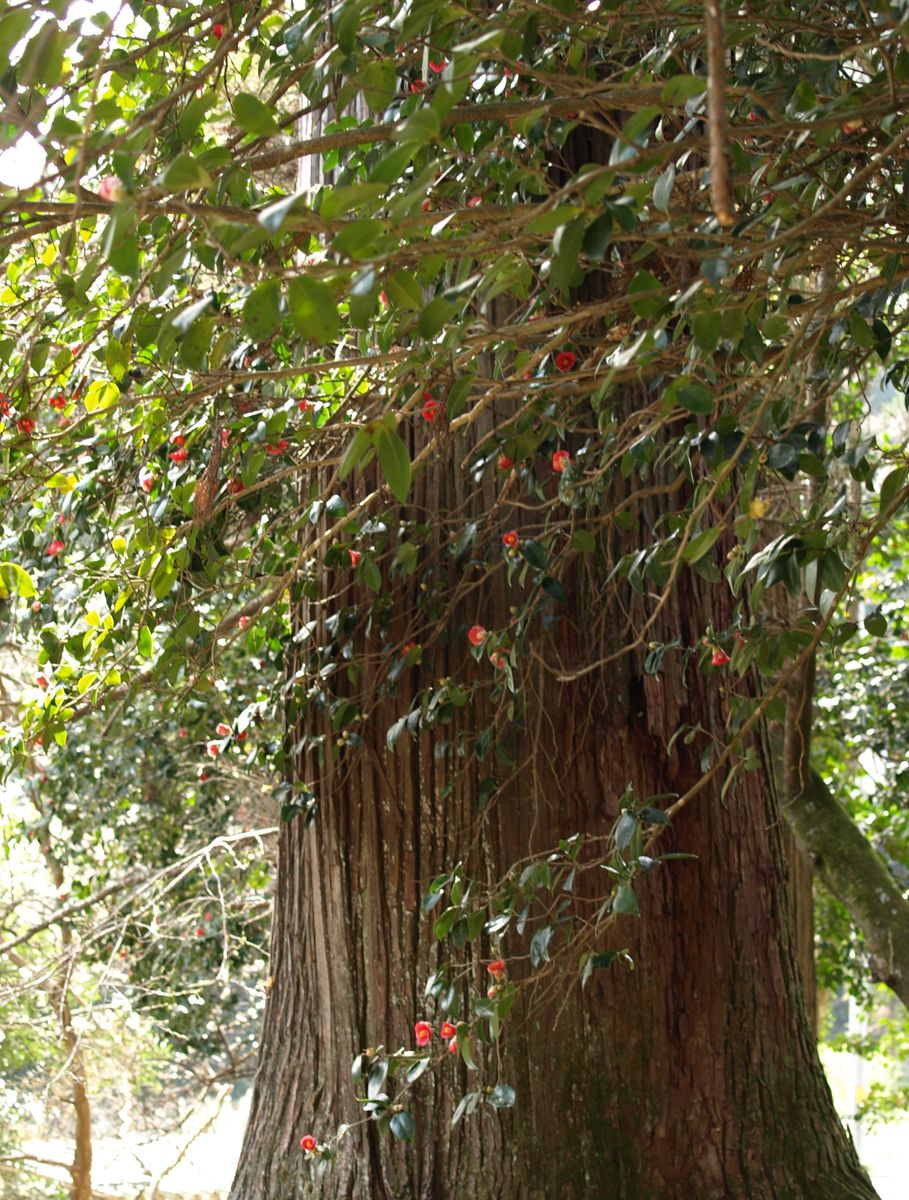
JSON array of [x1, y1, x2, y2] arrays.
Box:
[[157, 153, 212, 193], [418, 297, 455, 338], [339, 429, 374, 481], [663, 377, 713, 415], [258, 191, 307, 235], [652, 163, 676, 212], [613, 883, 639, 915], [390, 1111, 416, 1142], [287, 277, 339, 344], [0, 563, 36, 599], [138, 626, 154, 659], [627, 270, 665, 318], [384, 270, 423, 311], [683, 527, 722, 564], [83, 381, 119, 414], [692, 311, 723, 354], [18, 21, 68, 89], [879, 465, 907, 513], [864, 611, 887, 637], [374, 426, 412, 503], [519, 539, 547, 570], [357, 61, 397, 113], [242, 279, 282, 341], [77, 672, 98, 695], [487, 1083, 516, 1109], [232, 91, 279, 136], [661, 74, 707, 105]]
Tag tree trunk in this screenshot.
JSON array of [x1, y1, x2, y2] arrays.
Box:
[[230, 90, 875, 1200], [230, 474, 875, 1199]]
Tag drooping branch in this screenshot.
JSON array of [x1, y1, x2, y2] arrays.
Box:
[[783, 657, 909, 1010]]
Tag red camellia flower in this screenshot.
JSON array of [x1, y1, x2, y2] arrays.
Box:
[[429, 59, 447, 74], [490, 650, 506, 669], [17, 417, 35, 435], [49, 393, 66, 410], [414, 1020, 433, 1047], [172, 434, 186, 447], [349, 549, 361, 567], [216, 722, 230, 737], [46, 540, 65, 557], [298, 398, 312, 412], [487, 959, 506, 980], [37, 675, 48, 690], [300, 1135, 317, 1153], [213, 23, 225, 39], [379, 290, 389, 306], [711, 648, 731, 667], [265, 440, 288, 456], [409, 80, 426, 93], [170, 448, 188, 463], [0, 393, 8, 416], [554, 350, 577, 372], [497, 454, 513, 470], [228, 478, 244, 494], [422, 398, 441, 421], [440, 1021, 457, 1039], [552, 448, 571, 473], [502, 530, 519, 548], [196, 926, 204, 937], [207, 742, 220, 757], [237, 729, 247, 741], [467, 624, 487, 646]]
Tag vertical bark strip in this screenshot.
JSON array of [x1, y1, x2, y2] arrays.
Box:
[[705, 0, 736, 227]]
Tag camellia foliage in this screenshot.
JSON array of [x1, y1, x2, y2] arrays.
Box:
[[2, 0, 909, 1195]]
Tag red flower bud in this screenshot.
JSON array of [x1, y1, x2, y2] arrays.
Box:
[[711, 648, 730, 667], [497, 454, 513, 470], [466, 195, 482, 208], [228, 478, 244, 494], [170, 448, 188, 463], [37, 675, 48, 689], [196, 926, 205, 937], [216, 722, 230, 737], [213, 23, 225, 39], [46, 540, 65, 557], [422, 398, 441, 421], [349, 549, 361, 567], [265, 440, 288, 456], [207, 742, 220, 757], [239, 615, 250, 630], [487, 959, 506, 980]]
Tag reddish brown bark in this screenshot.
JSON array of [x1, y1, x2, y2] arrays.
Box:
[[229, 443, 875, 1199]]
